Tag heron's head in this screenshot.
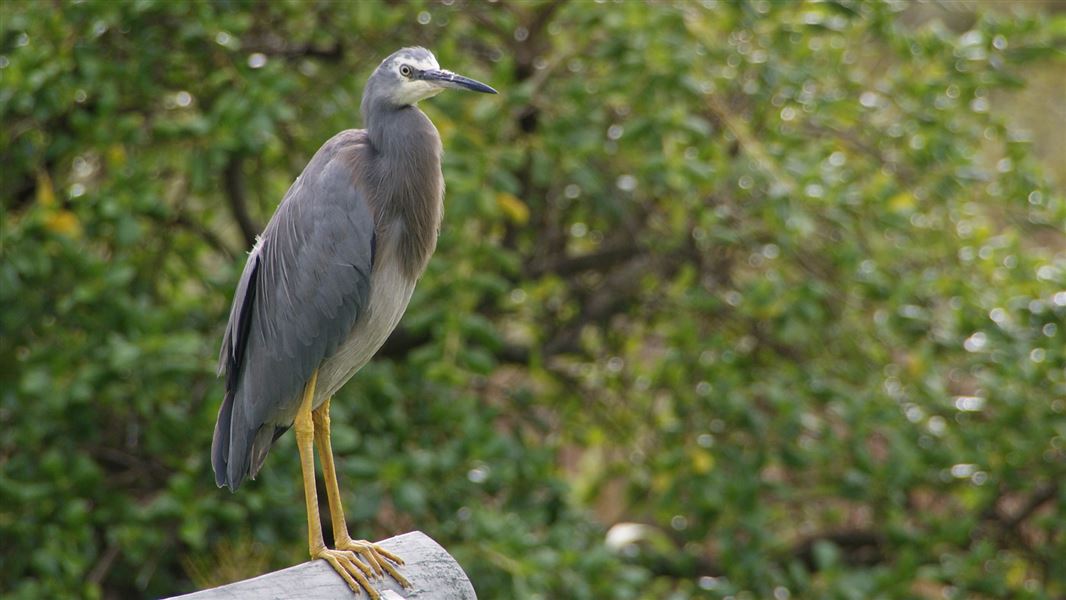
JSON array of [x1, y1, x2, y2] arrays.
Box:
[[366, 47, 497, 109]]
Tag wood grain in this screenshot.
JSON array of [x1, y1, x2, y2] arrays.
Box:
[[167, 531, 476, 600]]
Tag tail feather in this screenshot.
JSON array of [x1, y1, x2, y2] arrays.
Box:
[[214, 389, 293, 491], [213, 389, 260, 491], [248, 425, 286, 481], [211, 391, 235, 489]]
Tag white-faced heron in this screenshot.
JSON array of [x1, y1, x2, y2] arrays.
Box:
[[212, 47, 496, 597]]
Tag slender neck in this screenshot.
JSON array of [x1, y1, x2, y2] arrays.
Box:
[[368, 106, 421, 156], [357, 94, 444, 279], [361, 90, 420, 153]]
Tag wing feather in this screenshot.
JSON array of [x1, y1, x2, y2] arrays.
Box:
[[212, 131, 374, 490]]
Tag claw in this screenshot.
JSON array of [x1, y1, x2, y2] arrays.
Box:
[[337, 539, 411, 589], [315, 548, 379, 599]]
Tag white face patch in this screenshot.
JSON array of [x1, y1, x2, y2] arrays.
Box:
[[397, 53, 440, 74], [389, 52, 445, 106], [391, 80, 443, 106]]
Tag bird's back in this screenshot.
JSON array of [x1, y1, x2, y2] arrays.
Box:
[[213, 129, 378, 489], [317, 108, 446, 400], [213, 109, 445, 489]]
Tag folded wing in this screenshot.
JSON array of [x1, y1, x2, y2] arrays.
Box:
[[212, 132, 375, 490]]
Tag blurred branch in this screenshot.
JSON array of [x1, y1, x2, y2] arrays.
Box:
[[791, 529, 887, 570], [788, 484, 1058, 576], [154, 173, 238, 259], [544, 242, 696, 357], [468, 10, 510, 41], [802, 121, 918, 182], [1004, 483, 1058, 531], [87, 543, 121, 586], [467, 0, 563, 50], [527, 0, 565, 34], [171, 214, 236, 260], [240, 42, 344, 62], [379, 325, 531, 365], [985, 482, 1060, 550], [525, 241, 645, 278], [223, 156, 260, 249], [706, 93, 796, 197]]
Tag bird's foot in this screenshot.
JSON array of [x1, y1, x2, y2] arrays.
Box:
[[314, 548, 381, 599], [336, 538, 411, 589]]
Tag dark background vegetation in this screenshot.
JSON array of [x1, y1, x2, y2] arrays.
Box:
[[2, 1, 1064, 598]]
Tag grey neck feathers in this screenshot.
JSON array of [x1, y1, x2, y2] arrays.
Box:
[[359, 98, 444, 280]]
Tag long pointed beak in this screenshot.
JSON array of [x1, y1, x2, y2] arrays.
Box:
[[418, 69, 498, 94]]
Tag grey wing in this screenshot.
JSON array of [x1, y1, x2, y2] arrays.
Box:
[[212, 135, 374, 490]]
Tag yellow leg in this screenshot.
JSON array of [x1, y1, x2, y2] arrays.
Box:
[[313, 397, 410, 588], [295, 370, 378, 598]]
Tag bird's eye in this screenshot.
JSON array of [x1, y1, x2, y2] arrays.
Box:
[[399, 65, 413, 78]]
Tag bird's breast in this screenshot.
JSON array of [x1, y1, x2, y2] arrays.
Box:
[[315, 241, 418, 405]]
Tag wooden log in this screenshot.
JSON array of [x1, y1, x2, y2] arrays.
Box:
[[168, 531, 476, 600]]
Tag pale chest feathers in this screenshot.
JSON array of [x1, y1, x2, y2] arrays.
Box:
[[315, 239, 418, 405], [313, 113, 444, 404]]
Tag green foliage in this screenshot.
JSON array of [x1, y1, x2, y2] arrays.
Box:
[[2, 1, 1063, 598]]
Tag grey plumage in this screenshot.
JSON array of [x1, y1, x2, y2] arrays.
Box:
[[212, 47, 496, 490]]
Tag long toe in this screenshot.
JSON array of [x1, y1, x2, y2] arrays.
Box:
[[315, 548, 379, 599], [337, 539, 411, 589]]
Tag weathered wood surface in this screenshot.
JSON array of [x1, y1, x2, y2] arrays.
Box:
[[167, 531, 476, 600]]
